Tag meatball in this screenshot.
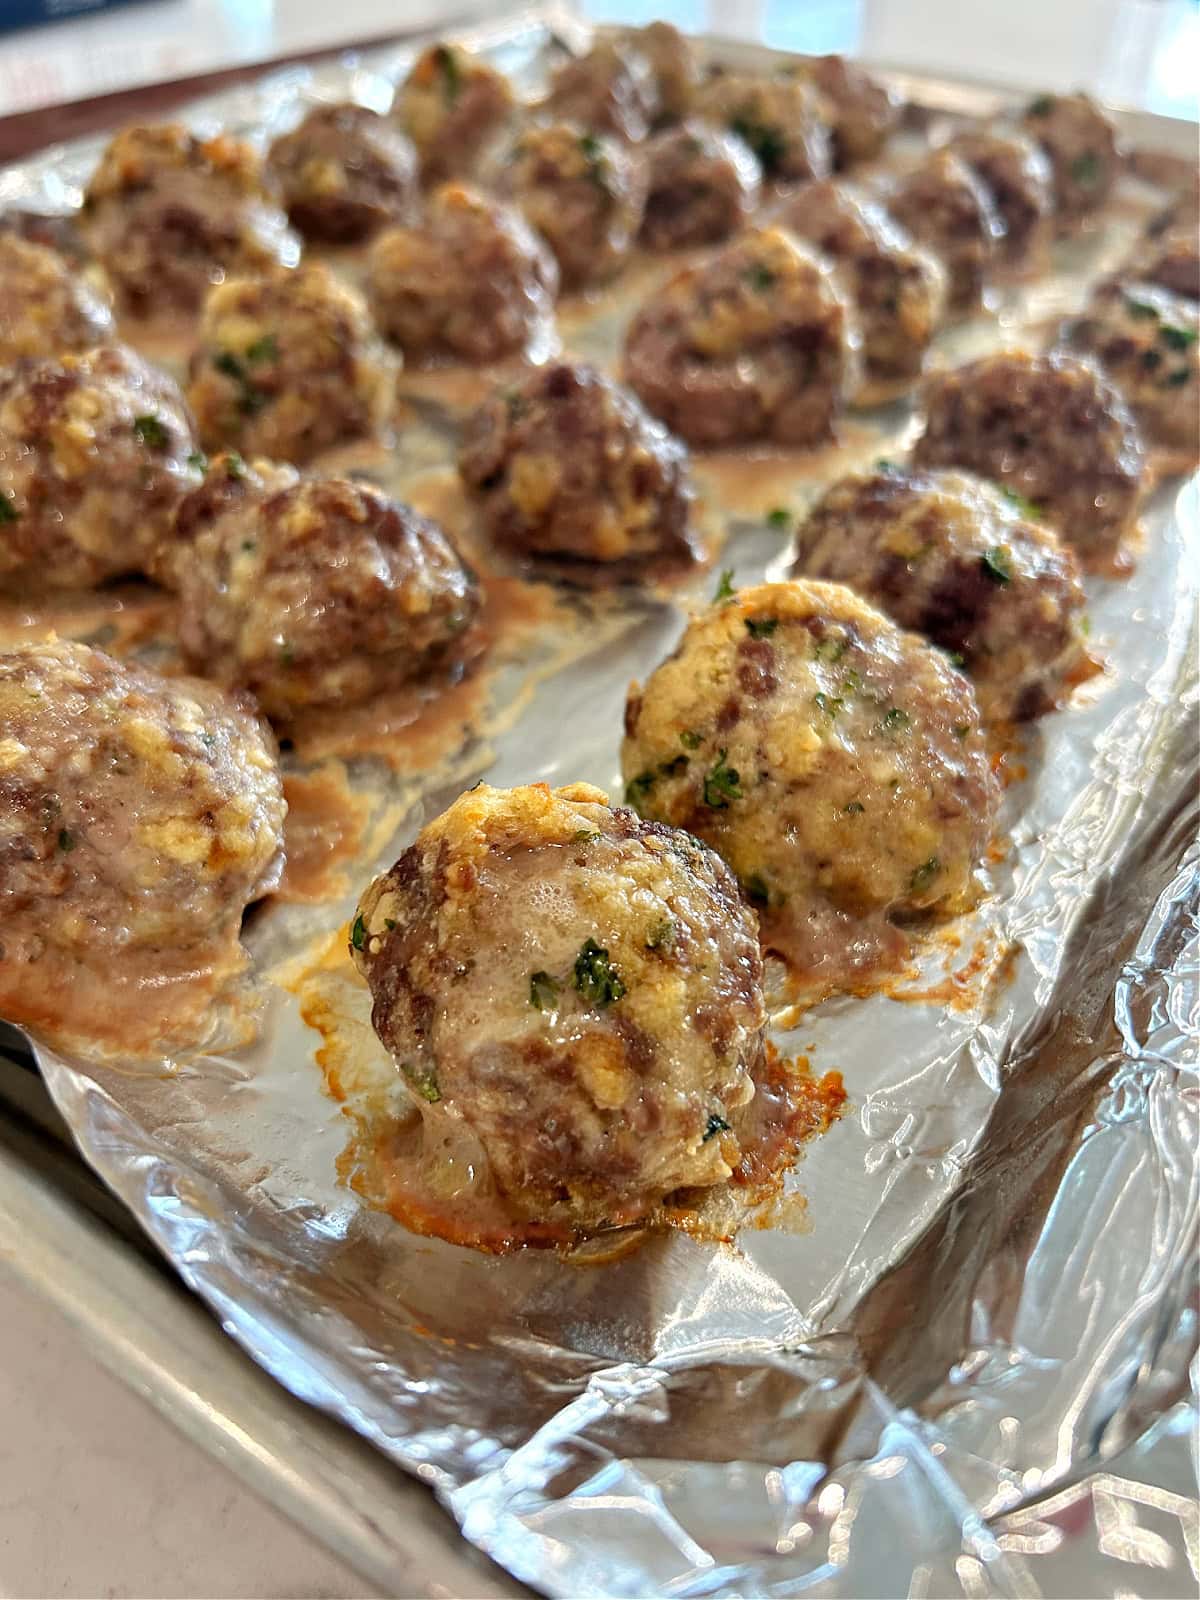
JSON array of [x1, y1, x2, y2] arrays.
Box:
[[1020, 91, 1120, 227], [792, 466, 1088, 722], [797, 55, 900, 168], [367, 184, 556, 365], [172, 459, 478, 721], [395, 42, 514, 184], [622, 580, 998, 990], [696, 71, 832, 185], [457, 362, 696, 576], [1056, 280, 1199, 466], [945, 126, 1054, 273], [0, 234, 114, 364], [639, 120, 760, 251], [186, 263, 393, 466], [913, 349, 1146, 571], [0, 343, 199, 593], [351, 781, 767, 1235], [776, 180, 946, 386], [887, 149, 1005, 314], [1129, 192, 1199, 301], [505, 122, 647, 290], [0, 638, 285, 1045], [623, 21, 698, 123], [541, 38, 660, 143], [81, 124, 299, 317], [622, 226, 858, 449], [267, 102, 418, 243]]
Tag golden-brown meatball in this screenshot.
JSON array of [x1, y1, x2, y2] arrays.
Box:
[[0, 234, 114, 364], [1020, 91, 1121, 228], [887, 149, 1005, 314], [622, 226, 858, 448], [623, 20, 698, 123], [1056, 279, 1199, 467], [913, 349, 1146, 571], [639, 120, 761, 251], [366, 183, 557, 365], [0, 638, 285, 1049], [945, 126, 1054, 273], [541, 38, 660, 143], [797, 55, 900, 168], [696, 70, 832, 185], [793, 466, 1088, 722], [267, 102, 419, 243], [186, 263, 393, 465], [395, 42, 514, 184], [171, 457, 478, 721], [622, 580, 998, 991], [351, 781, 768, 1239], [776, 179, 946, 386], [505, 122, 647, 290], [0, 344, 200, 592], [457, 361, 696, 577], [81, 124, 299, 317]]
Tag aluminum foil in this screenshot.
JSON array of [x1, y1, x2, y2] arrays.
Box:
[[4, 16, 1198, 1596]]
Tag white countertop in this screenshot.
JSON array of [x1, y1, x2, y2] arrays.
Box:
[[0, 5, 1195, 1599]]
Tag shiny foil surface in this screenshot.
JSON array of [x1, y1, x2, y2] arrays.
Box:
[[5, 14, 1198, 1596]]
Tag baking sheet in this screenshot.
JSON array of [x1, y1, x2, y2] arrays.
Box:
[[2, 13, 1198, 1597]]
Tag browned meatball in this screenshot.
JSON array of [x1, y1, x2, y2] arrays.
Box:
[[395, 42, 514, 184], [696, 71, 832, 185], [81, 125, 299, 317], [913, 350, 1146, 571], [541, 38, 660, 143], [505, 122, 647, 290], [0, 638, 285, 1050], [776, 179, 946, 386], [1020, 91, 1120, 228], [171, 459, 478, 721], [366, 184, 557, 365], [946, 126, 1054, 272], [798, 55, 900, 168], [458, 362, 696, 577], [622, 226, 858, 448], [639, 120, 760, 251], [793, 466, 1088, 722], [622, 580, 998, 993], [267, 102, 419, 243], [623, 21, 698, 123], [1056, 280, 1199, 466], [186, 263, 393, 466], [0, 344, 199, 592], [0, 234, 114, 364], [887, 149, 1005, 314], [351, 781, 768, 1238], [1127, 193, 1200, 302]]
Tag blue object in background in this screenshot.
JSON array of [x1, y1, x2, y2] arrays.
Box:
[[0, 0, 143, 34]]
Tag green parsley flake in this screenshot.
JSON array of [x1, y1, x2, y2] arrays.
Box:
[[186, 450, 208, 473], [813, 691, 843, 718], [745, 618, 778, 639], [245, 333, 278, 363], [742, 873, 769, 908], [0, 492, 18, 526], [349, 914, 366, 951], [814, 634, 847, 662], [882, 707, 911, 733], [1123, 295, 1159, 321], [702, 749, 742, 808], [999, 484, 1042, 520], [1159, 323, 1197, 352], [645, 917, 675, 951], [625, 770, 655, 807], [909, 856, 941, 894], [1026, 94, 1054, 117], [981, 545, 1013, 585], [573, 939, 626, 1006], [529, 970, 559, 1010], [434, 43, 461, 103], [132, 414, 168, 449], [680, 729, 703, 750], [57, 829, 75, 852], [703, 1112, 731, 1142], [730, 115, 786, 174], [743, 262, 776, 291], [713, 568, 737, 603], [765, 506, 791, 529], [400, 1061, 441, 1103], [1070, 151, 1101, 186]]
